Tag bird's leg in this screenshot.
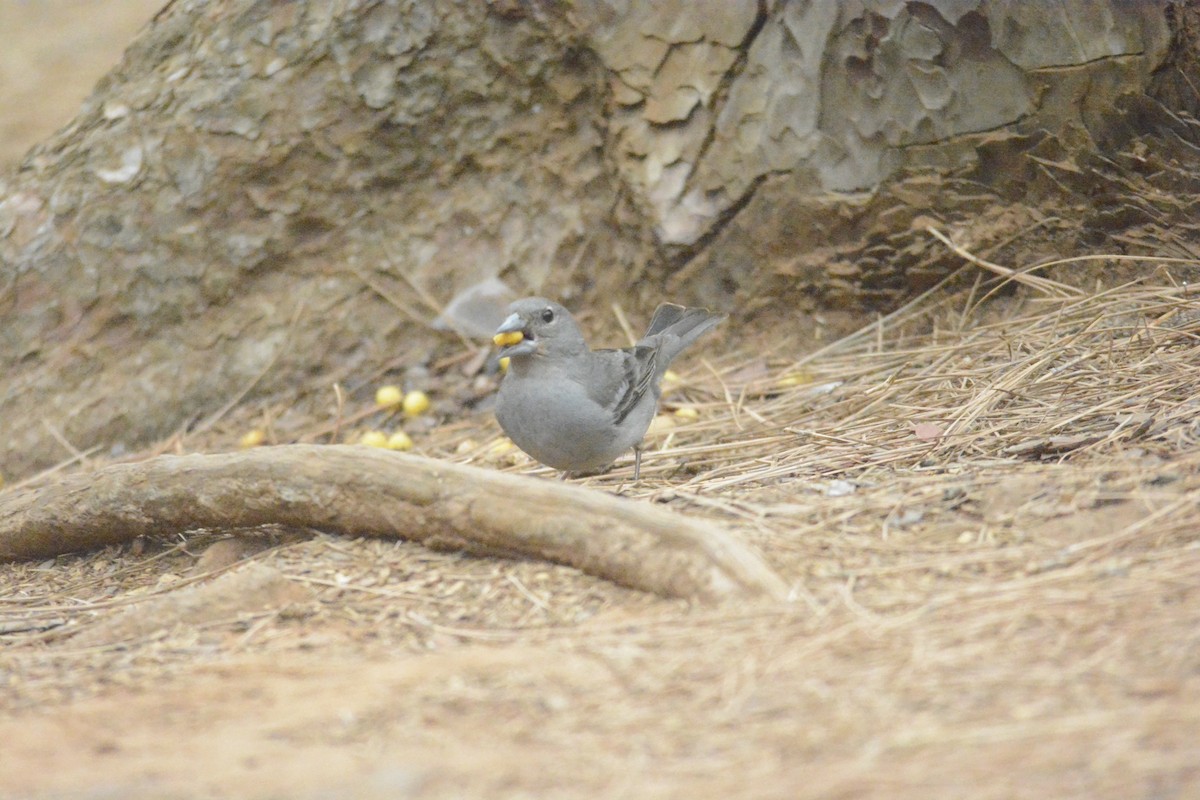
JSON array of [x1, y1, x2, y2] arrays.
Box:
[[632, 444, 643, 482]]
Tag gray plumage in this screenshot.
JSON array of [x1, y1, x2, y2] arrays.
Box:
[[493, 297, 725, 478]]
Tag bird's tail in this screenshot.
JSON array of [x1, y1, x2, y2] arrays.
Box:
[[640, 303, 726, 369]]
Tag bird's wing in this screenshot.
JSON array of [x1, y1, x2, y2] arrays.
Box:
[[589, 346, 658, 424], [575, 304, 724, 425]]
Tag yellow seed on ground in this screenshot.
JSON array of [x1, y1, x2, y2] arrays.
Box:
[[375, 384, 403, 409], [489, 437, 524, 465], [402, 390, 430, 416], [493, 330, 524, 347], [239, 428, 267, 448], [663, 370, 681, 384], [674, 406, 700, 420], [455, 438, 479, 455], [386, 431, 414, 451], [499, 356, 510, 372], [776, 370, 813, 388], [358, 430, 389, 448]]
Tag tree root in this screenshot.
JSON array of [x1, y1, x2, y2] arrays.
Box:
[[0, 445, 789, 603]]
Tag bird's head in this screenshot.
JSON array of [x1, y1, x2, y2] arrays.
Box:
[[492, 297, 585, 360]]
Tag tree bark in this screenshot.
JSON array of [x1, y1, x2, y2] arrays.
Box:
[[0, 444, 790, 603], [1, 0, 1194, 479]]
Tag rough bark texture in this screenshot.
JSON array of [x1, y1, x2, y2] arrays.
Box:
[[0, 444, 789, 602], [589, 1, 1168, 243], [1, 0, 620, 478], [0, 0, 1193, 478]]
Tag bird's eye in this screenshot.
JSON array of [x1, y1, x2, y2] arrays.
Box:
[[540, 308, 555, 323]]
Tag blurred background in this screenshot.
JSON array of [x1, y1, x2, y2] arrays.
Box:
[[0, 0, 163, 167]]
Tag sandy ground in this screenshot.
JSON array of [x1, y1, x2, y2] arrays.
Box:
[[4, 283, 1198, 798], [0, 0, 163, 167], [2, 4, 1199, 799]]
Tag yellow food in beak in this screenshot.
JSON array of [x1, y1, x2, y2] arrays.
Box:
[[493, 330, 524, 347]]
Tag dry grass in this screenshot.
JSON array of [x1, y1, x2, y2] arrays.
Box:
[[2, 242, 1200, 798]]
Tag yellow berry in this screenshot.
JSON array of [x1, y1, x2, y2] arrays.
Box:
[[358, 430, 389, 448], [375, 384, 403, 409], [239, 428, 267, 448], [499, 356, 511, 372], [402, 390, 430, 417], [673, 406, 700, 420], [776, 370, 812, 388], [493, 330, 524, 347], [488, 437, 524, 465], [385, 431, 414, 451]]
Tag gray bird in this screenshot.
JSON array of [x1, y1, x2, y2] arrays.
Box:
[[492, 297, 726, 479]]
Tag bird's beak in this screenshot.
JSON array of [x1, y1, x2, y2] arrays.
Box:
[[493, 313, 537, 357]]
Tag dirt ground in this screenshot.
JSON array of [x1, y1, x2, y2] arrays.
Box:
[[3, 5, 1200, 800], [4, 272, 1198, 798], [0, 0, 164, 168]]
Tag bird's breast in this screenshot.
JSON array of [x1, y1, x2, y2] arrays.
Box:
[[495, 373, 652, 473]]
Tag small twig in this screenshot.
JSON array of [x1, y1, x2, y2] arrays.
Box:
[[7, 445, 103, 492], [926, 226, 1082, 298], [505, 574, 553, 613], [611, 302, 637, 346], [40, 419, 87, 462], [329, 382, 346, 444], [378, 242, 475, 350], [348, 264, 427, 327], [194, 297, 308, 435]]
